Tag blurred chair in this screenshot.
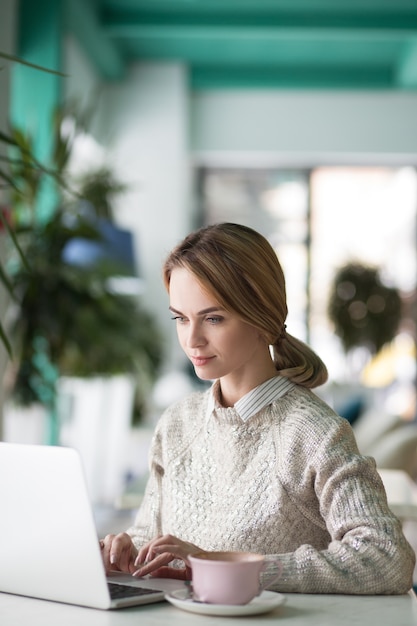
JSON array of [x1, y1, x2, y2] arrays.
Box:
[[352, 408, 417, 479]]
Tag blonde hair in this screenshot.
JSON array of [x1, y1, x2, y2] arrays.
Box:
[[163, 222, 328, 388]]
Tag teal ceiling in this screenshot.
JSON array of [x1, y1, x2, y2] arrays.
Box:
[[70, 0, 417, 89]]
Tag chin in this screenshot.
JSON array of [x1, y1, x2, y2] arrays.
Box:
[[194, 367, 217, 382]]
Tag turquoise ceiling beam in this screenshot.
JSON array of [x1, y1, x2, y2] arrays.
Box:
[[93, 0, 417, 90], [65, 0, 125, 80], [102, 0, 417, 9], [190, 64, 394, 90], [102, 7, 417, 33], [11, 0, 64, 223], [113, 34, 402, 65]]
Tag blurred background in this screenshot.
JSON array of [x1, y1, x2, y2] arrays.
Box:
[[1, 1, 417, 538]]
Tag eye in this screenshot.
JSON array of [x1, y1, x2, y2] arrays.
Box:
[[206, 316, 223, 324], [171, 315, 187, 324]]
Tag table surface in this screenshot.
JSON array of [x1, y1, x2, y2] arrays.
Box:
[[1, 583, 417, 626]]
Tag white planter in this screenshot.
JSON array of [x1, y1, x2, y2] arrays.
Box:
[[3, 403, 48, 445], [57, 375, 135, 505]]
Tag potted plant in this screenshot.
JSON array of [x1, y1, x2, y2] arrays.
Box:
[[328, 262, 402, 357], [1, 101, 163, 456]]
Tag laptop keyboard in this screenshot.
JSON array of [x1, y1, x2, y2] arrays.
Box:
[[108, 582, 163, 600]]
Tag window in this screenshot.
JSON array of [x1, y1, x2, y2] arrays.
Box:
[[197, 166, 417, 403]]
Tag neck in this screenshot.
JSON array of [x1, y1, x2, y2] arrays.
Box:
[[218, 364, 277, 408]]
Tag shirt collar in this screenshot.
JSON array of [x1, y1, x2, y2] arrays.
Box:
[[206, 376, 295, 422]]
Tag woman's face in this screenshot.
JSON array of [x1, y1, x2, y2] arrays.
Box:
[[168, 267, 272, 389]]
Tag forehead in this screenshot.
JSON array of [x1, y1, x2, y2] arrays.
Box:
[[169, 268, 219, 307]]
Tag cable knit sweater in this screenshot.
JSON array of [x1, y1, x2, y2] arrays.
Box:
[[127, 384, 415, 594]]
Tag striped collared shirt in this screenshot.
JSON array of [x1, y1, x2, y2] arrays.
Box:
[[206, 376, 295, 422]]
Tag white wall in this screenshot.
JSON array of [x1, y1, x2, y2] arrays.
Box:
[[94, 62, 192, 369], [191, 90, 417, 165], [63, 42, 193, 368], [64, 35, 102, 111]]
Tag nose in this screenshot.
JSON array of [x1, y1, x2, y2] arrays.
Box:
[[186, 321, 206, 349]]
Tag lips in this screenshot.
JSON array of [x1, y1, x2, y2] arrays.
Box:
[[190, 356, 215, 367]]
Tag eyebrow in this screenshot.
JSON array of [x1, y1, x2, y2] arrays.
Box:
[[169, 306, 225, 316]]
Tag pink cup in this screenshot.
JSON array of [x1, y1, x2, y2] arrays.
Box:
[[188, 551, 282, 605]]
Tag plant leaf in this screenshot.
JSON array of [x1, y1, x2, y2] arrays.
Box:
[[0, 167, 21, 189], [0, 212, 30, 271], [0, 260, 15, 298], [0, 319, 13, 358], [0, 129, 19, 147], [0, 51, 67, 77]]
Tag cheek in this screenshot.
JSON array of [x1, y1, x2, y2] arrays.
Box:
[[235, 329, 263, 355], [175, 325, 188, 348], [221, 330, 249, 354]]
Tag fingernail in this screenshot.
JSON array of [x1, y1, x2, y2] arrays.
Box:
[[110, 554, 117, 564]]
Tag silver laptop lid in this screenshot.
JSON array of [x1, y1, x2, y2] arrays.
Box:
[[0, 442, 167, 609]]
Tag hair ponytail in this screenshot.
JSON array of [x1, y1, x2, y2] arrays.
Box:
[[271, 332, 328, 388]]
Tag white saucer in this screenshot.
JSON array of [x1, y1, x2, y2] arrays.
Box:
[[165, 588, 286, 616]]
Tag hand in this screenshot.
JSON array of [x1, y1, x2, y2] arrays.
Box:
[[100, 533, 138, 575], [132, 534, 206, 580]]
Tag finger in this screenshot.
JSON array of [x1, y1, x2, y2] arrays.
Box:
[[134, 535, 201, 570], [135, 542, 161, 567], [122, 545, 138, 574], [116, 544, 137, 573], [102, 533, 119, 566], [153, 544, 191, 562], [148, 566, 189, 580], [109, 534, 126, 565], [137, 534, 175, 555], [132, 553, 174, 577], [107, 533, 135, 571], [135, 538, 160, 566], [100, 535, 116, 573], [99, 539, 110, 568]]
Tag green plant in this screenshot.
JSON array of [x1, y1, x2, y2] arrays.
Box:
[[1, 96, 163, 431], [0, 125, 58, 355], [0, 53, 69, 354], [72, 166, 128, 221], [0, 49, 94, 349], [6, 204, 161, 404], [328, 262, 402, 355], [0, 99, 80, 356]]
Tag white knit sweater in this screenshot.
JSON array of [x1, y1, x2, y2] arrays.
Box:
[[127, 385, 415, 594]]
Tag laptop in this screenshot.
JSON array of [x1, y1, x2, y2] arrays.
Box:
[[0, 441, 182, 609]]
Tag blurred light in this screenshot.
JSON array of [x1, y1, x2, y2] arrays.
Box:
[[261, 181, 308, 218], [62, 218, 139, 278], [106, 277, 145, 295]]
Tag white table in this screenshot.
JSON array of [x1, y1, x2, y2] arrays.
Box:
[[1, 587, 417, 626]]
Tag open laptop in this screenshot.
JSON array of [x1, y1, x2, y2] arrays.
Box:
[[0, 441, 182, 609]]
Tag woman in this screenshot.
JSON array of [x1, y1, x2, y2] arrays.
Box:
[[101, 222, 415, 594]]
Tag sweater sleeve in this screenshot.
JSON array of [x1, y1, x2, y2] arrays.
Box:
[[125, 424, 164, 548], [267, 416, 415, 595]]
